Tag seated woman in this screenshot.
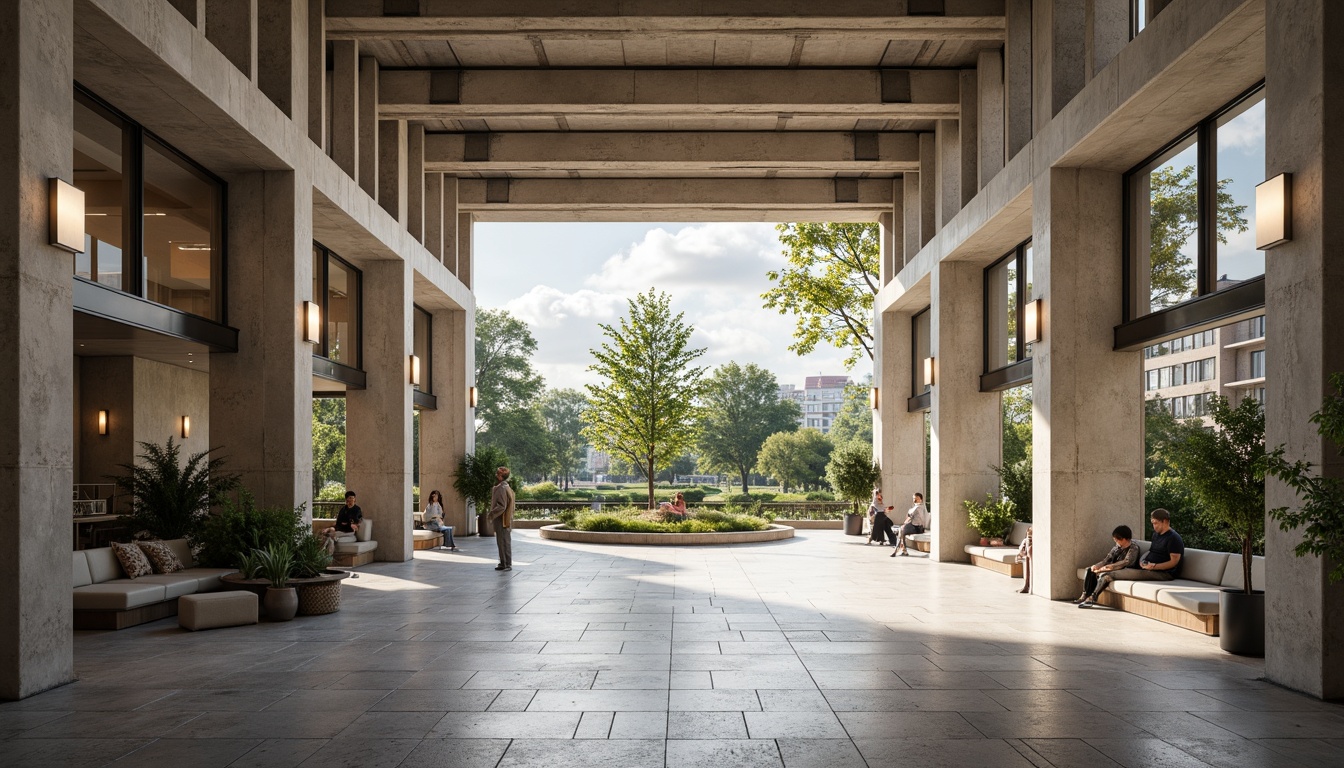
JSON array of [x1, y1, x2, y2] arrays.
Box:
[[869, 505, 896, 545], [420, 489, 457, 551], [1076, 525, 1141, 607], [658, 492, 689, 518]]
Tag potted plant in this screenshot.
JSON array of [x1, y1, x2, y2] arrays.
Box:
[[109, 437, 238, 541], [455, 445, 509, 537], [964, 494, 1016, 546], [253, 542, 298, 622], [825, 443, 881, 537], [1166, 395, 1266, 656], [1266, 372, 1344, 582]]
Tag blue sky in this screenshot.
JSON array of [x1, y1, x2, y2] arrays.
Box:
[[474, 222, 871, 393]]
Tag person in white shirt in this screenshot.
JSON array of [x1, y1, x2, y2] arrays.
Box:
[[421, 489, 457, 550], [891, 492, 928, 557]]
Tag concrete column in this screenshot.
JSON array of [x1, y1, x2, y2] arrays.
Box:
[[346, 261, 414, 562], [1030, 167, 1142, 599], [443, 175, 460, 273], [407, 124, 425, 242], [211, 172, 314, 514], [874, 311, 925, 506], [977, 50, 1006, 190], [902, 172, 921, 262], [329, 39, 357, 179], [935, 120, 961, 228], [379, 119, 408, 223], [204, 0, 257, 80], [918, 134, 936, 246], [958, 70, 978, 208], [1086, 0, 1130, 81], [257, 0, 305, 122], [421, 309, 476, 534], [1033, 0, 1088, 136], [1263, 0, 1344, 700], [929, 262, 1000, 563], [0, 0, 75, 701], [305, 0, 324, 147], [424, 172, 444, 261], [1005, 0, 1033, 159], [879, 180, 903, 284], [458, 211, 475, 289], [358, 56, 380, 199]]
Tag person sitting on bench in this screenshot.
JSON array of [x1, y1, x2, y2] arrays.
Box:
[[321, 491, 363, 556]]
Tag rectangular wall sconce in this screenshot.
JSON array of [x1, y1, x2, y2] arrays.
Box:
[[181, 416, 191, 439], [923, 357, 936, 386], [410, 355, 421, 387], [97, 410, 108, 436], [870, 387, 880, 410], [468, 386, 478, 408], [303, 301, 321, 344], [1256, 173, 1292, 249], [1024, 299, 1044, 343], [49, 178, 86, 253]]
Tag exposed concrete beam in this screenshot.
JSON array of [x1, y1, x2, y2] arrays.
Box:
[[379, 69, 962, 121], [423, 131, 920, 174]]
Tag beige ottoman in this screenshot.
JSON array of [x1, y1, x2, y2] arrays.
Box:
[[179, 591, 258, 631]]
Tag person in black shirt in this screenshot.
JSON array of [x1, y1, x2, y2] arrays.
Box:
[[1108, 508, 1185, 587], [321, 491, 363, 555]]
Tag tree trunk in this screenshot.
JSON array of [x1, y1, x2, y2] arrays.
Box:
[[740, 468, 749, 495], [1243, 536, 1253, 594], [647, 458, 655, 509]]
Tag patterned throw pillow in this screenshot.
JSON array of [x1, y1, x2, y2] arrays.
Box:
[[111, 542, 153, 579], [136, 540, 185, 574]]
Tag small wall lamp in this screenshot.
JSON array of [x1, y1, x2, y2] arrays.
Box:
[[97, 409, 109, 436], [870, 387, 880, 410], [923, 357, 936, 386], [1256, 173, 1292, 249], [181, 416, 191, 439], [410, 354, 421, 387], [303, 301, 321, 344], [1024, 299, 1044, 343], [49, 178, 86, 253], [468, 386, 478, 408]]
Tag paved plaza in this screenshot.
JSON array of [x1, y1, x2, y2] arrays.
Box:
[[3, 531, 1342, 768]]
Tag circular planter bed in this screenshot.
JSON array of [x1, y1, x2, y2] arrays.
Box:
[[538, 523, 795, 546], [220, 570, 350, 615]]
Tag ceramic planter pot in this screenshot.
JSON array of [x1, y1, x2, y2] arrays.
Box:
[[989, 538, 1004, 546], [264, 586, 299, 622], [979, 537, 989, 546], [1219, 589, 1265, 656]]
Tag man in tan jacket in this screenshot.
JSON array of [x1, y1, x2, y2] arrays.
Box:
[[490, 467, 515, 571]]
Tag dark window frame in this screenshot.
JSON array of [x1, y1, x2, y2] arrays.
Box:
[[981, 239, 1033, 392], [74, 83, 229, 324], [312, 241, 364, 371], [1118, 82, 1265, 348], [907, 306, 932, 413], [413, 303, 433, 395]]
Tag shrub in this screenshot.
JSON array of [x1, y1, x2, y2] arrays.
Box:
[[109, 437, 239, 542], [681, 489, 707, 503], [994, 460, 1032, 523], [316, 482, 348, 502], [805, 491, 835, 501], [567, 509, 767, 533], [523, 482, 561, 500], [963, 494, 1016, 540], [729, 492, 776, 503], [192, 491, 307, 569], [292, 534, 333, 578], [596, 484, 618, 490], [567, 489, 593, 499], [454, 446, 509, 513]]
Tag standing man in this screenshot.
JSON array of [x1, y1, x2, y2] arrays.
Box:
[[490, 467, 515, 571]]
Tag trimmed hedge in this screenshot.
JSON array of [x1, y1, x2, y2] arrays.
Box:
[[567, 508, 768, 534]]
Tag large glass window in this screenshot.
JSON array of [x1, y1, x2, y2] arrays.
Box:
[[312, 243, 362, 368], [142, 137, 222, 319], [73, 95, 129, 291], [985, 241, 1033, 373], [1130, 133, 1199, 314], [413, 306, 431, 393], [912, 307, 932, 396], [1215, 97, 1266, 286]]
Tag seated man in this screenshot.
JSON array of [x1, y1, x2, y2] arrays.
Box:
[[321, 490, 363, 555], [1075, 524, 1141, 607], [1081, 509, 1185, 607], [891, 492, 928, 557]]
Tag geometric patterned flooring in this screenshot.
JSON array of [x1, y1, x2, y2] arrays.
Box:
[[2, 530, 1342, 767]]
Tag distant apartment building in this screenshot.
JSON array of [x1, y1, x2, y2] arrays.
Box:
[[778, 375, 851, 434], [1143, 314, 1266, 423]]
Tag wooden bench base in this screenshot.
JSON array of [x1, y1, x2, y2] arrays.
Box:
[[911, 539, 930, 553], [969, 554, 1023, 578], [75, 599, 179, 630], [333, 550, 375, 567], [413, 533, 443, 550], [1094, 590, 1219, 635]]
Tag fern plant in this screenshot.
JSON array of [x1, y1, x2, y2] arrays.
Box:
[[110, 437, 238, 541], [453, 445, 509, 513]]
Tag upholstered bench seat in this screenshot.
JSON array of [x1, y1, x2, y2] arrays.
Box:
[[313, 519, 379, 566], [906, 533, 931, 552], [73, 538, 229, 629], [179, 591, 258, 631], [963, 522, 1030, 578], [73, 582, 168, 611], [134, 573, 207, 599]]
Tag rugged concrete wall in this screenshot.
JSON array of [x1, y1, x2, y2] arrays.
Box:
[[873, 311, 926, 509], [421, 308, 476, 533], [78, 357, 136, 508], [132, 358, 210, 458]]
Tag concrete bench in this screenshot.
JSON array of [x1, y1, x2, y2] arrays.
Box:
[[907, 533, 931, 553], [312, 518, 379, 566], [963, 521, 1030, 577], [179, 591, 258, 631], [413, 530, 443, 550], [1078, 542, 1265, 636]]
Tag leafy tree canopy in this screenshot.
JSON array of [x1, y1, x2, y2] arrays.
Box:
[[475, 308, 545, 429], [1146, 165, 1248, 309], [827, 380, 874, 450], [582, 290, 708, 508], [1267, 372, 1344, 583], [757, 428, 833, 493], [540, 388, 589, 489], [826, 442, 881, 514], [696, 362, 801, 494], [762, 222, 880, 368]]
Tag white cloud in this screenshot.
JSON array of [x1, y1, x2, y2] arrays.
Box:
[[584, 222, 781, 292], [503, 285, 625, 329]]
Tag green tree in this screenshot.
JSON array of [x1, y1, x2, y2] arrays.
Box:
[[1001, 385, 1032, 468], [312, 398, 347, 497], [583, 290, 708, 509], [762, 222, 880, 368], [828, 380, 874, 449], [478, 406, 552, 482], [826, 442, 881, 514], [540, 388, 588, 489], [475, 308, 545, 431], [1266, 372, 1344, 583], [1144, 396, 1189, 478], [696, 362, 801, 494], [662, 453, 699, 483], [1147, 166, 1249, 309], [757, 428, 833, 492]]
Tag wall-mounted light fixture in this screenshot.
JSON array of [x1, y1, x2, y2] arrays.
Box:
[[870, 387, 880, 410], [303, 301, 321, 344], [923, 357, 936, 386], [468, 386, 478, 409], [49, 178, 86, 253], [181, 416, 191, 439], [1024, 298, 1044, 343], [1256, 173, 1292, 249], [410, 354, 421, 387], [97, 410, 109, 436]]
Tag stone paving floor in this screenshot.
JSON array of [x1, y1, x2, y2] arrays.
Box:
[[3, 530, 1343, 767]]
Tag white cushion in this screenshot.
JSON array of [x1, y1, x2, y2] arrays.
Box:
[[72, 581, 168, 610], [1127, 577, 1208, 602], [1105, 579, 1139, 597], [1219, 555, 1266, 590], [136, 574, 202, 599], [977, 547, 1019, 564], [1006, 521, 1031, 546], [335, 540, 378, 554], [73, 552, 93, 589], [1179, 549, 1230, 585], [1156, 588, 1223, 615], [183, 567, 235, 592], [356, 519, 373, 543], [907, 533, 931, 543], [165, 539, 196, 568], [85, 547, 123, 583], [413, 530, 441, 541]]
